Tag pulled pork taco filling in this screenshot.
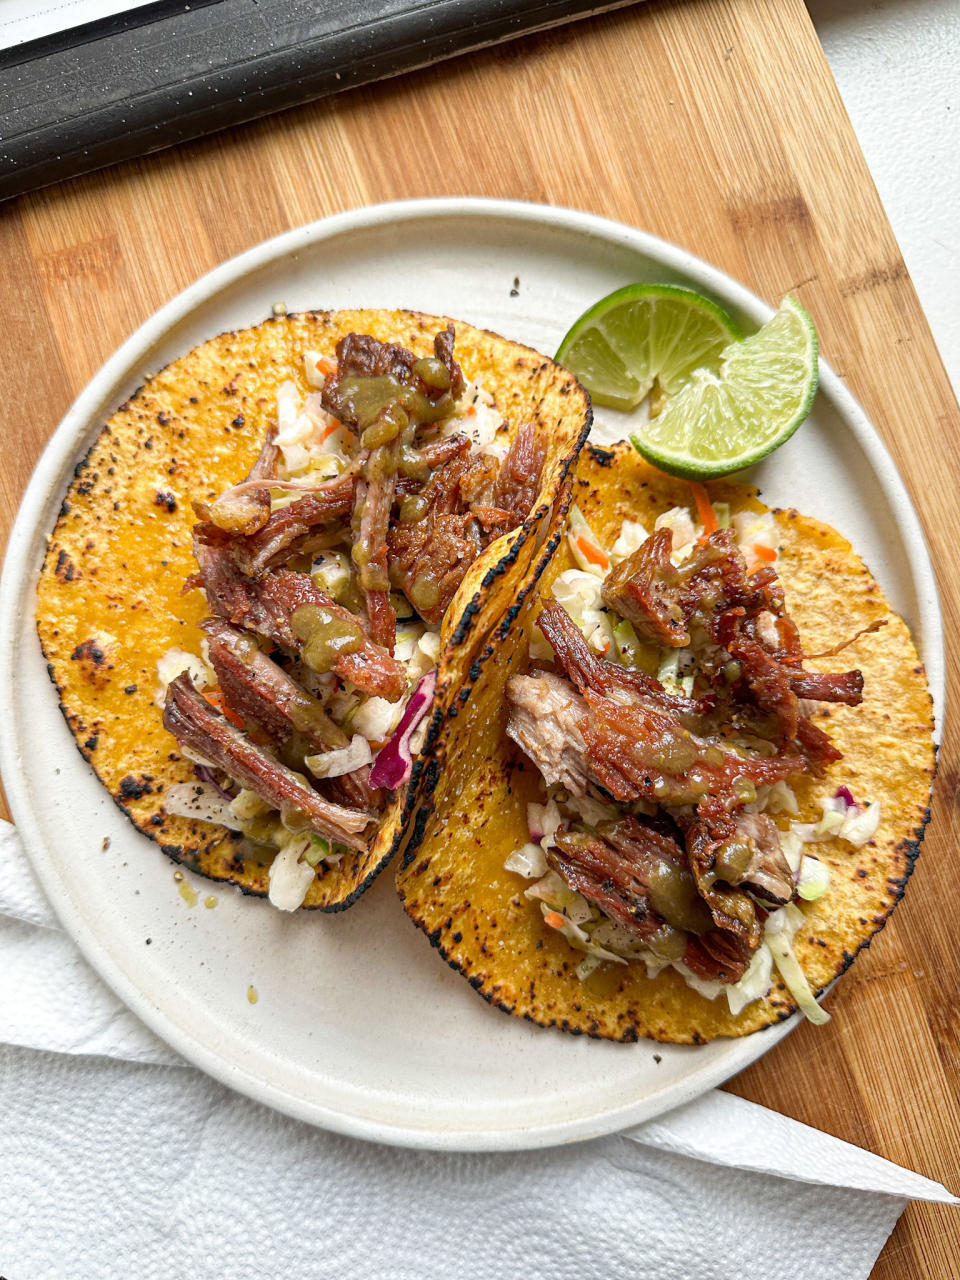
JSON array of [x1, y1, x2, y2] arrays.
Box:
[[159, 326, 546, 909], [503, 495, 882, 1021]]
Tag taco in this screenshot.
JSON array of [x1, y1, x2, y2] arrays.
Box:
[[398, 442, 934, 1041], [36, 310, 590, 910]]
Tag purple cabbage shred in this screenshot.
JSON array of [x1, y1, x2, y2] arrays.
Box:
[[369, 671, 437, 790], [194, 763, 237, 801]]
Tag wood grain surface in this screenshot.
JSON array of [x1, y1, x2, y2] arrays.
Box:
[[2, 0, 958, 1273]]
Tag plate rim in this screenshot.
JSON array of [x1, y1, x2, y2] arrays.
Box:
[[0, 196, 944, 1150]]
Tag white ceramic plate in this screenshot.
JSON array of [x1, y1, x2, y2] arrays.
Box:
[[0, 199, 943, 1151]]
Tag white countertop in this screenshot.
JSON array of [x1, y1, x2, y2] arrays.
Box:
[[809, 0, 960, 401]]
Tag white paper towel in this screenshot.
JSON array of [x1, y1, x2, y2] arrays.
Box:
[[0, 821, 177, 1065], [0, 819, 953, 1280]]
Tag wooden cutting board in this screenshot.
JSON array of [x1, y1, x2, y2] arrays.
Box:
[[1, 0, 957, 1273]]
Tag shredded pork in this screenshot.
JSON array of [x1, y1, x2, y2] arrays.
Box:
[[163, 673, 371, 849], [505, 671, 593, 797], [165, 324, 548, 878], [226, 471, 357, 576], [192, 426, 280, 536], [508, 523, 870, 984]]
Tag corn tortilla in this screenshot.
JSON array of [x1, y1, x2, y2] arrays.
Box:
[[36, 309, 591, 910], [398, 442, 935, 1040]]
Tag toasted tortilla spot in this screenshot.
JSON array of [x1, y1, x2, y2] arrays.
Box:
[[397, 443, 935, 1041], [37, 309, 590, 910]]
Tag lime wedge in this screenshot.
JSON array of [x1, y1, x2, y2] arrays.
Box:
[[555, 282, 742, 412], [630, 295, 819, 479]]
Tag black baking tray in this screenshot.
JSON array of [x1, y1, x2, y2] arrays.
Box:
[[0, 0, 637, 201]]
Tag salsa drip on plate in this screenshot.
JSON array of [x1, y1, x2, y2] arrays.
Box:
[[161, 326, 545, 899], [505, 502, 883, 1017]]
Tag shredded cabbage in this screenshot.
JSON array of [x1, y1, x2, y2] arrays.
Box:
[[726, 945, 773, 1016], [305, 735, 372, 779], [667, 945, 774, 1015], [393, 625, 426, 664], [538, 902, 626, 965], [837, 799, 881, 847], [274, 380, 301, 433], [746, 780, 799, 816], [367, 670, 435, 789], [585, 611, 616, 655], [504, 842, 548, 879], [528, 628, 554, 661], [230, 788, 270, 821], [671, 963, 725, 1004], [407, 713, 431, 758], [658, 648, 694, 694], [590, 918, 653, 960], [353, 695, 406, 742], [155, 647, 215, 707], [654, 505, 697, 557], [303, 350, 327, 388], [576, 954, 604, 981], [525, 863, 590, 918], [796, 793, 881, 849], [788, 819, 821, 844], [552, 569, 604, 623], [657, 649, 680, 687], [566, 505, 608, 575], [549, 569, 614, 653], [164, 782, 238, 827], [441, 380, 505, 451], [402, 628, 441, 681], [609, 519, 649, 564], [732, 510, 779, 569], [765, 904, 830, 1024], [272, 381, 353, 481], [564, 794, 618, 827], [524, 869, 572, 909], [267, 836, 316, 911], [302, 834, 332, 867], [779, 828, 805, 874], [797, 855, 831, 901], [814, 807, 846, 838], [527, 797, 562, 848], [418, 630, 441, 662]]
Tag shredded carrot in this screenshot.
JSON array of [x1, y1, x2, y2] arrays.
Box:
[[223, 705, 245, 731], [467, 404, 477, 417], [319, 418, 342, 443], [600, 641, 611, 656], [576, 535, 610, 571], [543, 910, 567, 930], [315, 355, 337, 376], [751, 543, 777, 562], [689, 480, 718, 539], [203, 688, 244, 730]]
